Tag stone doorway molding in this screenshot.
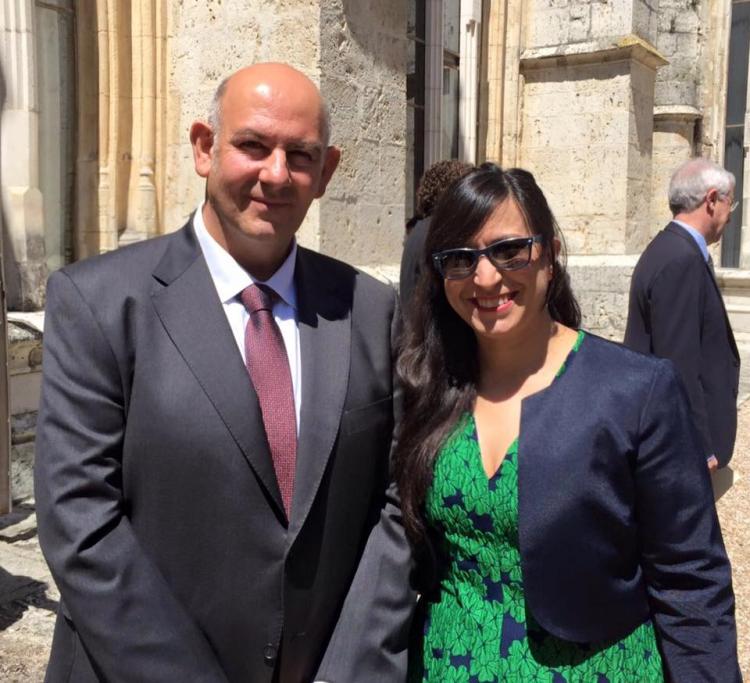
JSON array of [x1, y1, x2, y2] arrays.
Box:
[[77, 0, 169, 260]]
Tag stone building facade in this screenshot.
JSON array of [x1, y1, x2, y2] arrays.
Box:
[[0, 0, 749, 500]]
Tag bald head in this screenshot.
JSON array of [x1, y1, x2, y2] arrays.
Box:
[[190, 61, 341, 279], [207, 63, 331, 146]]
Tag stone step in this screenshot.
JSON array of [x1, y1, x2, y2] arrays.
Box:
[[735, 333, 750, 403], [725, 303, 750, 335]]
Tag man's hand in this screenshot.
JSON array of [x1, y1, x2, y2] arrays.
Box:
[[707, 455, 719, 473]]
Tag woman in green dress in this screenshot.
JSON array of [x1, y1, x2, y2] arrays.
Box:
[[395, 163, 739, 682]]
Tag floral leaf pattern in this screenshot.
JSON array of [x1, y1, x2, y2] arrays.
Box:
[[411, 331, 665, 682]]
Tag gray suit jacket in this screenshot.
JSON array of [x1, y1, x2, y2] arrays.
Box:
[[35, 220, 414, 682]]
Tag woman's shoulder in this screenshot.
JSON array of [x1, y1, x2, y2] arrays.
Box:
[[576, 331, 677, 386]]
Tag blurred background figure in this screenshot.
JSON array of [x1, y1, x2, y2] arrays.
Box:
[[400, 160, 472, 310]]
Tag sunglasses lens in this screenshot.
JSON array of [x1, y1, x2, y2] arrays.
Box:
[[488, 239, 531, 271], [441, 251, 476, 279]]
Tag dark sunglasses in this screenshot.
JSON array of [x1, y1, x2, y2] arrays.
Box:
[[432, 235, 544, 280]]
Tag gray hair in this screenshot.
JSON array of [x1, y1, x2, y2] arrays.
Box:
[[668, 157, 736, 215], [207, 76, 230, 134], [206, 75, 332, 147]]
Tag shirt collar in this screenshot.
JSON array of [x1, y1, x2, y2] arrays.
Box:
[[193, 202, 298, 308], [672, 219, 709, 262]]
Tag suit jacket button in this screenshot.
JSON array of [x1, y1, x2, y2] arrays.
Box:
[[263, 644, 277, 667]]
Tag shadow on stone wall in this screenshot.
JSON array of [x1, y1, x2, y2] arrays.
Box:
[[338, 0, 406, 72]]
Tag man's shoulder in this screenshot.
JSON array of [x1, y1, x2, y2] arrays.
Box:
[[49, 223, 193, 303], [634, 223, 704, 279], [297, 247, 396, 303], [62, 226, 188, 281], [646, 223, 701, 255]]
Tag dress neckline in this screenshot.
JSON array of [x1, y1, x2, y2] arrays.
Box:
[[471, 329, 585, 481]]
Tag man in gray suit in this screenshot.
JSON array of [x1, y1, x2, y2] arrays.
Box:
[[35, 63, 413, 682]]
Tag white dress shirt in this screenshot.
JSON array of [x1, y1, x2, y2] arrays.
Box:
[[193, 203, 302, 433]]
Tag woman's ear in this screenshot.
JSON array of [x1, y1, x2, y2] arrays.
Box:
[[548, 237, 561, 280]]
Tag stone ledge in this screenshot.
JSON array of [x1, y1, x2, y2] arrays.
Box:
[[653, 105, 702, 121], [715, 267, 750, 290], [520, 34, 668, 71], [567, 254, 639, 268]]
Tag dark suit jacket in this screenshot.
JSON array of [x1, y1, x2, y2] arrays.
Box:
[[35, 221, 413, 683], [398, 217, 430, 313], [518, 334, 738, 681], [624, 222, 740, 466]]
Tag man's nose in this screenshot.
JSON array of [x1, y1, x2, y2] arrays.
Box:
[[259, 148, 291, 185]]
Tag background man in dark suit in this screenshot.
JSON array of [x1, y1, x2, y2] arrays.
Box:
[[35, 63, 413, 682], [625, 157, 740, 471]]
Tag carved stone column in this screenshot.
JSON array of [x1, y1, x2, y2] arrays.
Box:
[[424, 0, 443, 169], [121, 0, 158, 246], [75, 0, 166, 257], [458, 0, 481, 162], [92, 0, 127, 256], [482, 0, 524, 166], [0, 0, 47, 309]]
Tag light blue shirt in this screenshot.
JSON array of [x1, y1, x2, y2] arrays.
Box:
[[193, 203, 302, 433], [673, 219, 709, 262]]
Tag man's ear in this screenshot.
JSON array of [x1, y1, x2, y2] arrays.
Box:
[[315, 146, 342, 198], [190, 121, 214, 178]]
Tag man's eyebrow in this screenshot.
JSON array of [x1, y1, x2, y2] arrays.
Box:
[[231, 128, 324, 154]]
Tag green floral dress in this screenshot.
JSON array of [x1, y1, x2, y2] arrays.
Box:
[[411, 332, 665, 682]]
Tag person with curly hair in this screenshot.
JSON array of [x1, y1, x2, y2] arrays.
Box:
[[400, 160, 473, 309]]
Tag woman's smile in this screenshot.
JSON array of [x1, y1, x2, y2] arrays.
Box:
[[472, 291, 517, 313]]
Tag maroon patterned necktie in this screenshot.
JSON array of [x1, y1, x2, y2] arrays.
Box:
[[241, 283, 297, 517]]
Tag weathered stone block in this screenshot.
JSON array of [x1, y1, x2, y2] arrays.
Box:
[[10, 443, 34, 504], [567, 258, 638, 339]]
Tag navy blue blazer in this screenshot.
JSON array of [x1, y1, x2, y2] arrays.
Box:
[[624, 222, 739, 466], [518, 334, 739, 681]]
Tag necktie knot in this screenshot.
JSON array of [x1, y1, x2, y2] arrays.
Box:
[[241, 283, 276, 313]]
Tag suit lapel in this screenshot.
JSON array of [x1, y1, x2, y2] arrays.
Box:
[[288, 249, 352, 539], [667, 222, 740, 360], [150, 221, 286, 518]]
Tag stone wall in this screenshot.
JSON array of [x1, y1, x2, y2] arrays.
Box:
[[653, 0, 702, 109], [519, 42, 663, 257], [524, 0, 658, 48], [567, 256, 637, 341], [650, 113, 697, 234], [318, 0, 406, 266], [520, 59, 633, 255]]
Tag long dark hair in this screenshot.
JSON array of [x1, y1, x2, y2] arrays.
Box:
[[394, 163, 581, 552]]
